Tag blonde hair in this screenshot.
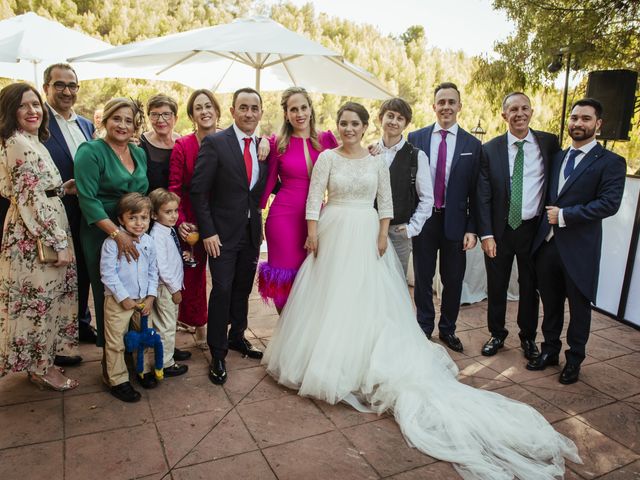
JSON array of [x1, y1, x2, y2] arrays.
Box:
[[277, 87, 320, 153], [102, 97, 145, 137], [148, 188, 180, 213]]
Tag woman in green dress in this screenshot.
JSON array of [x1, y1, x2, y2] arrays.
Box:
[[75, 98, 148, 348]]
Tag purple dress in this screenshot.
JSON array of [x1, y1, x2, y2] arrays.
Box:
[[258, 131, 338, 309]]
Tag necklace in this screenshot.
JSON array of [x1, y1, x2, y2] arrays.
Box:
[[106, 140, 129, 161]]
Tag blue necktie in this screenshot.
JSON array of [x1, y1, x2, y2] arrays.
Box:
[[564, 149, 582, 180], [170, 227, 182, 254]]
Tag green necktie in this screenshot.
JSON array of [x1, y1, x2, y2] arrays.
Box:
[[508, 140, 525, 229]]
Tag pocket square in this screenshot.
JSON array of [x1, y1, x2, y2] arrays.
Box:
[[460, 152, 473, 156]]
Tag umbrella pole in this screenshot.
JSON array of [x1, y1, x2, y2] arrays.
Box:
[[255, 68, 260, 91]]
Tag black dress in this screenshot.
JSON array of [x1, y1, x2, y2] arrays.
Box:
[[140, 133, 173, 192]]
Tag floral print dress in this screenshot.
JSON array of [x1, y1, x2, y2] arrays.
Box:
[[0, 131, 78, 376]]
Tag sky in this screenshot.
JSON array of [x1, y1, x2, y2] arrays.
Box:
[[264, 0, 515, 57]]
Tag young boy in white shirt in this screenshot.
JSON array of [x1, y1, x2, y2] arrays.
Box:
[[148, 188, 189, 378], [100, 193, 158, 402]]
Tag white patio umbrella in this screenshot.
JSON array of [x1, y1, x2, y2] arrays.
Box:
[[71, 16, 393, 99], [0, 12, 152, 88]]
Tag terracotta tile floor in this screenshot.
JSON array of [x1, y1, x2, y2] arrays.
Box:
[[1, 286, 639, 480]]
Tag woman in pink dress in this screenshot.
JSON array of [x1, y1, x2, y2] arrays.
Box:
[[259, 87, 338, 312], [168, 89, 220, 345]]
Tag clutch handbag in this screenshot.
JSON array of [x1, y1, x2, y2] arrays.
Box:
[[36, 238, 58, 263]]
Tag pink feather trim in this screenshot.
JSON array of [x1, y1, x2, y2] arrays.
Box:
[[257, 262, 298, 310]]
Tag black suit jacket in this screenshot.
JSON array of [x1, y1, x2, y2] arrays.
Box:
[[477, 129, 560, 239], [407, 124, 482, 241], [190, 126, 267, 250], [532, 144, 626, 301]]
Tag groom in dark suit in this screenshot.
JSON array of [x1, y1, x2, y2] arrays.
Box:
[[191, 88, 267, 385], [42, 63, 96, 363], [477, 92, 560, 360], [408, 82, 482, 352], [527, 98, 626, 384]]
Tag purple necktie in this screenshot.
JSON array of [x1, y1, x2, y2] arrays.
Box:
[[434, 129, 448, 209]]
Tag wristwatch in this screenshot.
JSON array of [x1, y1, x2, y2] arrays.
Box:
[[109, 230, 120, 239], [55, 185, 65, 198]]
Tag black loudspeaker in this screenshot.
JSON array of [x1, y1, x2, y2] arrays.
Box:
[[586, 69, 637, 141]]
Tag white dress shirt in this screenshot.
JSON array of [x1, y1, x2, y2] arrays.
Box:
[[557, 139, 598, 228], [507, 129, 545, 221], [232, 122, 259, 190], [378, 136, 433, 238], [149, 222, 184, 294], [49, 105, 87, 159], [429, 123, 459, 207]]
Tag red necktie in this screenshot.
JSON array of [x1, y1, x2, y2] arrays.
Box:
[[243, 137, 253, 184]]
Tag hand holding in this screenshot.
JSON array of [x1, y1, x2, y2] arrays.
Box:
[[481, 238, 497, 258], [62, 179, 77, 195], [115, 231, 140, 262], [141, 296, 155, 316], [54, 246, 75, 267], [463, 233, 477, 251], [121, 298, 137, 310], [178, 222, 195, 240], [546, 206, 560, 225], [257, 137, 270, 161], [304, 235, 318, 258], [368, 143, 382, 156], [172, 291, 182, 305], [203, 234, 222, 257], [377, 234, 388, 257]]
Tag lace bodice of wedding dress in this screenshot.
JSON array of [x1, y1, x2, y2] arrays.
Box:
[[305, 149, 394, 220]]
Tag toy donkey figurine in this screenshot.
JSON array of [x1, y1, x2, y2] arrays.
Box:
[[124, 303, 164, 380]]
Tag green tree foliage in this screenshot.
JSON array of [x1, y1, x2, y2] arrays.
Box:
[[477, 0, 639, 170], [2, 1, 636, 169]]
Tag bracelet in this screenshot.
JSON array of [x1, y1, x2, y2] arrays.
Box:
[[109, 230, 120, 239]]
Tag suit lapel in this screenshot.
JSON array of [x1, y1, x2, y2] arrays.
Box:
[[449, 128, 466, 178], [557, 144, 603, 199], [423, 125, 434, 165], [496, 133, 510, 193], [46, 105, 72, 161], [77, 118, 92, 141]]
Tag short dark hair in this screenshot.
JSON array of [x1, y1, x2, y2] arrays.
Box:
[[571, 98, 603, 119], [117, 192, 152, 219], [337, 101, 369, 126], [502, 92, 531, 111], [43, 63, 78, 86], [232, 88, 262, 109], [434, 82, 461, 100], [378, 97, 413, 124], [146, 94, 178, 115], [0, 83, 50, 144], [186, 89, 221, 120], [148, 188, 180, 213]]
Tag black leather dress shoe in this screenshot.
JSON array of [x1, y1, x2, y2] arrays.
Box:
[[559, 363, 581, 384], [209, 358, 227, 385], [228, 338, 263, 359], [173, 348, 192, 361], [520, 339, 540, 360], [439, 333, 464, 352], [54, 355, 82, 367], [78, 324, 98, 344], [525, 352, 559, 371], [481, 336, 505, 356], [164, 363, 188, 377], [137, 372, 158, 389], [110, 381, 141, 403]]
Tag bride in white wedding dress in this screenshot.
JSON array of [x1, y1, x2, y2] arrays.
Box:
[[263, 102, 580, 480]]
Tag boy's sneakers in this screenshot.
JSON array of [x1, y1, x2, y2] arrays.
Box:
[[110, 381, 142, 402], [137, 372, 159, 389], [173, 348, 192, 361], [164, 363, 188, 377]]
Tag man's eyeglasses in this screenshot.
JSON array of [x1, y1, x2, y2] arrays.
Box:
[[149, 112, 174, 121], [49, 81, 80, 93]]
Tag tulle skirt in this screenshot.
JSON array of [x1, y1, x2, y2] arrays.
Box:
[[264, 202, 580, 480]]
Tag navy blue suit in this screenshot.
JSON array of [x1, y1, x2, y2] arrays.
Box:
[[43, 105, 95, 326], [533, 143, 626, 365], [408, 124, 482, 336]]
